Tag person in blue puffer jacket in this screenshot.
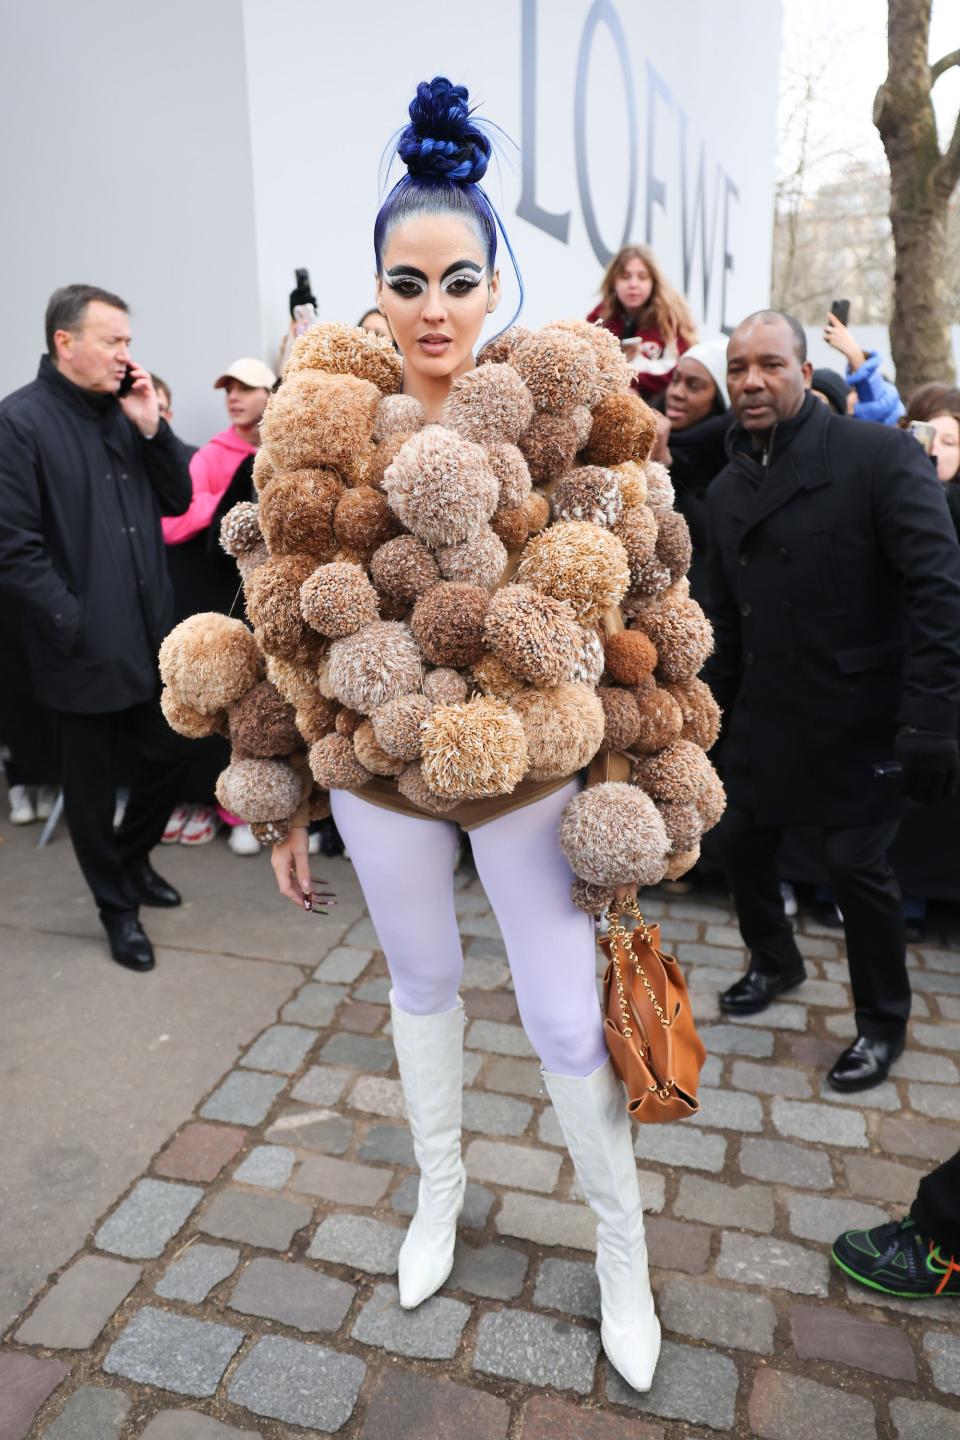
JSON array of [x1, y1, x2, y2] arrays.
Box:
[[823, 311, 905, 425]]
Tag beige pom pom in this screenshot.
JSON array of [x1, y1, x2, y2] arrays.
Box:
[[326, 620, 423, 712], [644, 460, 675, 510], [559, 781, 669, 887], [517, 520, 630, 622], [420, 696, 528, 799], [471, 652, 524, 700], [664, 844, 700, 881], [519, 411, 579, 484], [265, 654, 322, 707], [441, 363, 534, 445], [614, 461, 649, 508], [308, 732, 372, 790], [294, 691, 339, 744], [160, 687, 224, 739], [423, 668, 470, 704], [373, 392, 424, 440], [300, 561, 380, 639], [353, 719, 406, 777], [511, 684, 605, 780], [245, 554, 317, 660], [215, 758, 302, 823], [523, 491, 551, 533], [632, 596, 714, 684], [511, 330, 599, 412], [584, 392, 659, 467], [411, 583, 490, 668], [436, 527, 508, 590], [285, 320, 402, 394], [370, 534, 441, 605], [396, 761, 460, 813], [384, 425, 499, 547], [665, 677, 721, 750], [259, 468, 342, 560], [486, 442, 532, 509], [632, 687, 685, 755], [370, 693, 432, 760], [633, 739, 714, 805], [260, 373, 380, 481], [220, 501, 263, 558], [252, 447, 276, 494], [483, 585, 584, 687], [159, 613, 262, 715]]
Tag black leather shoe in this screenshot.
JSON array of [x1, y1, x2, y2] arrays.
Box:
[[720, 965, 807, 1016], [101, 913, 156, 972], [126, 860, 182, 907], [827, 1034, 905, 1093]]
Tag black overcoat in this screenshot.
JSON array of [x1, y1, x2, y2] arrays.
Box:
[[703, 394, 960, 827], [0, 357, 190, 714]]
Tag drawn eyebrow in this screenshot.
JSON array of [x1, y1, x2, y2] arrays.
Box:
[[441, 259, 482, 280], [386, 265, 428, 281]]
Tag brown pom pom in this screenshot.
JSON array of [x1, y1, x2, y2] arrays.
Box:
[[384, 426, 498, 547], [411, 582, 490, 667], [490, 507, 530, 551], [471, 652, 523, 700], [598, 687, 642, 753], [547, 319, 634, 400], [633, 739, 714, 805], [436, 527, 508, 590], [370, 534, 440, 604], [477, 326, 531, 366], [265, 654, 321, 707], [511, 684, 604, 780], [215, 758, 302, 822], [696, 766, 726, 831], [602, 630, 658, 687], [335, 707, 363, 738], [396, 761, 459, 813], [655, 510, 693, 582], [309, 790, 332, 822], [644, 460, 675, 510], [633, 596, 714, 684], [294, 691, 339, 744], [353, 719, 407, 777], [559, 781, 669, 887], [366, 432, 413, 492], [421, 696, 528, 798], [252, 447, 276, 494], [334, 485, 401, 555], [327, 620, 423, 712], [370, 693, 432, 760], [245, 554, 317, 659], [228, 679, 300, 757], [373, 393, 424, 441], [519, 411, 579, 484], [441, 363, 535, 446], [159, 613, 262, 714], [523, 491, 551, 533], [284, 320, 402, 394], [570, 876, 617, 915], [260, 373, 380, 481], [423, 668, 469, 704], [613, 505, 658, 587], [658, 800, 704, 855], [511, 330, 599, 412], [584, 392, 659, 467], [486, 442, 532, 509], [300, 560, 379, 639], [483, 585, 584, 687], [552, 465, 624, 529], [664, 844, 700, 881], [665, 677, 721, 750], [249, 818, 291, 845], [632, 687, 684, 754], [258, 468, 342, 561], [220, 501, 263, 557], [160, 687, 225, 739], [237, 542, 270, 585], [614, 461, 649, 508], [517, 520, 630, 622], [308, 732, 372, 790]]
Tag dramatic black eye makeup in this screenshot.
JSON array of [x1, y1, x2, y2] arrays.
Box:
[[386, 259, 484, 298]]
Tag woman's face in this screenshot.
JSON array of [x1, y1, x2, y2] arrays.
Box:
[[665, 358, 718, 429], [930, 413, 960, 482], [614, 257, 653, 314], [376, 213, 499, 385], [224, 379, 269, 430]]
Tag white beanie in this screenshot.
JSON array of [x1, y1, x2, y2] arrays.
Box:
[[679, 338, 729, 410]]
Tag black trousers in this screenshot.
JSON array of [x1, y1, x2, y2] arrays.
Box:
[[55, 699, 192, 917], [717, 804, 910, 1041], [912, 1149, 960, 1255]]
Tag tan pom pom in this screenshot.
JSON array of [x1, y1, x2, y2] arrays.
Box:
[[511, 330, 599, 412], [584, 392, 659, 466], [373, 393, 424, 441], [384, 425, 499, 547], [308, 732, 372, 790], [334, 485, 401, 555], [656, 510, 693, 582], [632, 687, 684, 754], [370, 534, 441, 605], [215, 758, 302, 822], [664, 844, 700, 882], [335, 707, 363, 738], [517, 520, 630, 622], [442, 363, 535, 445], [471, 652, 524, 700], [300, 561, 379, 639], [633, 738, 714, 805], [285, 320, 402, 394], [370, 693, 432, 760], [265, 654, 320, 706], [658, 800, 704, 855], [220, 501, 263, 557], [294, 691, 339, 743], [486, 442, 533, 509], [367, 431, 413, 491], [547, 318, 634, 400], [483, 584, 584, 687], [613, 506, 658, 587], [559, 781, 669, 887], [237, 542, 270, 584], [326, 620, 423, 711], [260, 373, 380, 481], [436, 527, 508, 590], [411, 582, 490, 667], [477, 325, 531, 366], [396, 761, 460, 813], [644, 460, 675, 510], [511, 684, 605, 780], [228, 679, 300, 758], [614, 461, 649, 508], [353, 719, 406, 777], [316, 655, 338, 700], [665, 677, 721, 750], [258, 469, 342, 560], [519, 411, 579, 484], [696, 766, 727, 831], [632, 596, 714, 684], [604, 630, 658, 686], [490, 507, 530, 551], [160, 687, 224, 739], [252, 447, 276, 494], [552, 465, 624, 529], [423, 668, 469, 704], [159, 613, 262, 714], [598, 687, 642, 753], [571, 404, 594, 450], [245, 554, 317, 659], [309, 790, 332, 822], [421, 696, 528, 799], [523, 491, 551, 532]]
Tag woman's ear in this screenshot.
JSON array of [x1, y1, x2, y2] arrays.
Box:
[[374, 274, 385, 313], [487, 269, 502, 314]]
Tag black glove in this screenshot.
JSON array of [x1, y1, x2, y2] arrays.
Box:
[[895, 727, 960, 804]]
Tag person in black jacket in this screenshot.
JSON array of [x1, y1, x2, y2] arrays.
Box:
[[663, 338, 732, 604], [704, 310, 960, 1091], [0, 284, 193, 972]]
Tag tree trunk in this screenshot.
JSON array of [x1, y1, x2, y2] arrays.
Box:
[[875, 0, 960, 396]]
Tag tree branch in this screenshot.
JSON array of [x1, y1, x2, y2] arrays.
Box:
[[935, 109, 960, 196], [931, 49, 960, 85]]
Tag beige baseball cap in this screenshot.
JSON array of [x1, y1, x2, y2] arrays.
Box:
[[214, 358, 277, 391]]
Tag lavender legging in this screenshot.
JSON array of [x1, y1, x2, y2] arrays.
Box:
[[330, 781, 608, 1077]]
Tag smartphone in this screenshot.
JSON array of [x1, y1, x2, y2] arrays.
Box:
[[908, 420, 937, 454], [117, 364, 136, 399], [830, 299, 851, 327]]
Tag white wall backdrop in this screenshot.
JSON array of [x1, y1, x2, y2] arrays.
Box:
[[0, 0, 781, 444]]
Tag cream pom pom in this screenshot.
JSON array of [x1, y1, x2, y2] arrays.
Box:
[[633, 739, 714, 805], [300, 561, 380, 639], [644, 460, 675, 510], [559, 781, 669, 887], [423, 668, 470, 704], [552, 466, 624, 529], [436, 526, 508, 590], [160, 688, 225, 739], [665, 677, 722, 750], [220, 501, 263, 558], [511, 684, 605, 780], [326, 620, 423, 712], [383, 425, 499, 547], [485, 443, 533, 509], [396, 761, 460, 813], [516, 520, 630, 622], [159, 613, 262, 715], [631, 595, 714, 684], [420, 696, 529, 799], [215, 758, 302, 823], [373, 392, 424, 440], [441, 363, 534, 445]]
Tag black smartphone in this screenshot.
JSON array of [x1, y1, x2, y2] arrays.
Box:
[[117, 363, 136, 399], [830, 299, 851, 327], [289, 266, 317, 318]]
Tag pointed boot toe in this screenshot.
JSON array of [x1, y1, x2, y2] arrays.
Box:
[[602, 1309, 662, 1392], [397, 1173, 466, 1309]]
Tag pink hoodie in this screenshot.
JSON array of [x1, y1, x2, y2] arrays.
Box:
[[162, 427, 257, 544]]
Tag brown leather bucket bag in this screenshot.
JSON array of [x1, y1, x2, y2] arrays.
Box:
[[600, 896, 706, 1123]]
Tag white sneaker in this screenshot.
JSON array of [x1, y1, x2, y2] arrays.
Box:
[[780, 882, 798, 919], [163, 804, 192, 843], [308, 831, 321, 855], [180, 806, 219, 846], [8, 785, 35, 824], [228, 823, 261, 856]]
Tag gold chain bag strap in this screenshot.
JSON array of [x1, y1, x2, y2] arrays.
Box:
[[599, 895, 707, 1122]]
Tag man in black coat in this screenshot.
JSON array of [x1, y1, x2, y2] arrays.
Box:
[[704, 310, 960, 1091], [0, 284, 193, 971]]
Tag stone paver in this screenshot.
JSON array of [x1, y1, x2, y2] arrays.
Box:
[[239, 1023, 316, 1074], [359, 1122, 415, 1164], [17, 1255, 140, 1348], [474, 1309, 600, 1394], [448, 1241, 528, 1299], [843, 1156, 926, 1205], [787, 1193, 890, 1243], [103, 1307, 244, 1396], [909, 1082, 960, 1120], [349, 1075, 407, 1118], [282, 981, 347, 1027], [879, 1115, 958, 1162], [698, 1023, 775, 1056], [658, 1276, 776, 1354], [913, 1021, 960, 1051], [924, 1331, 960, 1394], [229, 1257, 354, 1331], [154, 1122, 247, 1182], [466, 1138, 561, 1193], [688, 1087, 765, 1132], [522, 1395, 664, 1440], [533, 1258, 601, 1319], [292, 1153, 393, 1206], [95, 1178, 202, 1259], [42, 1386, 131, 1439], [320, 1032, 395, 1072], [790, 1303, 917, 1380], [466, 1019, 536, 1057], [716, 1233, 830, 1296], [360, 1370, 511, 1440], [155, 1243, 240, 1302], [352, 1282, 470, 1358], [731, 1060, 812, 1098], [0, 1354, 71, 1440], [818, 1078, 900, 1110], [674, 1176, 775, 1232], [200, 1071, 285, 1125], [308, 1214, 405, 1273], [889, 1398, 960, 1439], [747, 1368, 877, 1440], [607, 1340, 739, 1430], [482, 1056, 543, 1097], [893, 1052, 959, 1084], [496, 1193, 597, 1251], [771, 1097, 868, 1148], [740, 1136, 834, 1188], [140, 1416, 260, 1439], [228, 1334, 366, 1431], [290, 1063, 351, 1105], [197, 1189, 313, 1251], [313, 945, 372, 982], [233, 1143, 295, 1189], [462, 1089, 533, 1136], [266, 1105, 353, 1153], [634, 1124, 728, 1173], [342, 999, 387, 1033]]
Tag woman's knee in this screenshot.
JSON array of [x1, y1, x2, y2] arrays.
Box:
[[518, 998, 607, 1076]]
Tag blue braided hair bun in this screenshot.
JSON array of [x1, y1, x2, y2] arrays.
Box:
[[397, 77, 492, 185]]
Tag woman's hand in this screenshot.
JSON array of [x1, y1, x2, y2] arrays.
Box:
[[823, 314, 866, 372], [271, 827, 312, 909]]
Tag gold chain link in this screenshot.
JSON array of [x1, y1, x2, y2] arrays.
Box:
[[605, 899, 672, 1032]]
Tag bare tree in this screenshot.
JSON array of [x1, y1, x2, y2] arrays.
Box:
[[875, 0, 960, 393]]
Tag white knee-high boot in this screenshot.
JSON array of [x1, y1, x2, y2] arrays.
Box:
[[542, 1058, 661, 1391], [390, 992, 467, 1308]]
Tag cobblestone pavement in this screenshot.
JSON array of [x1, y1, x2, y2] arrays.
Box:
[[4, 869, 960, 1439]]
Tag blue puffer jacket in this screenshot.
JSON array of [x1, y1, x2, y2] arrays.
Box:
[[848, 350, 905, 426]]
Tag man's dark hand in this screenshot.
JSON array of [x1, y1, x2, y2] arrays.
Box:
[[895, 727, 960, 804]]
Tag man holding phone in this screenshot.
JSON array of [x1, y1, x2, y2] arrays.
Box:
[[0, 284, 192, 972]]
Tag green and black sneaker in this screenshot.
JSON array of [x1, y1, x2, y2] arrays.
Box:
[[832, 1217, 960, 1299]]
